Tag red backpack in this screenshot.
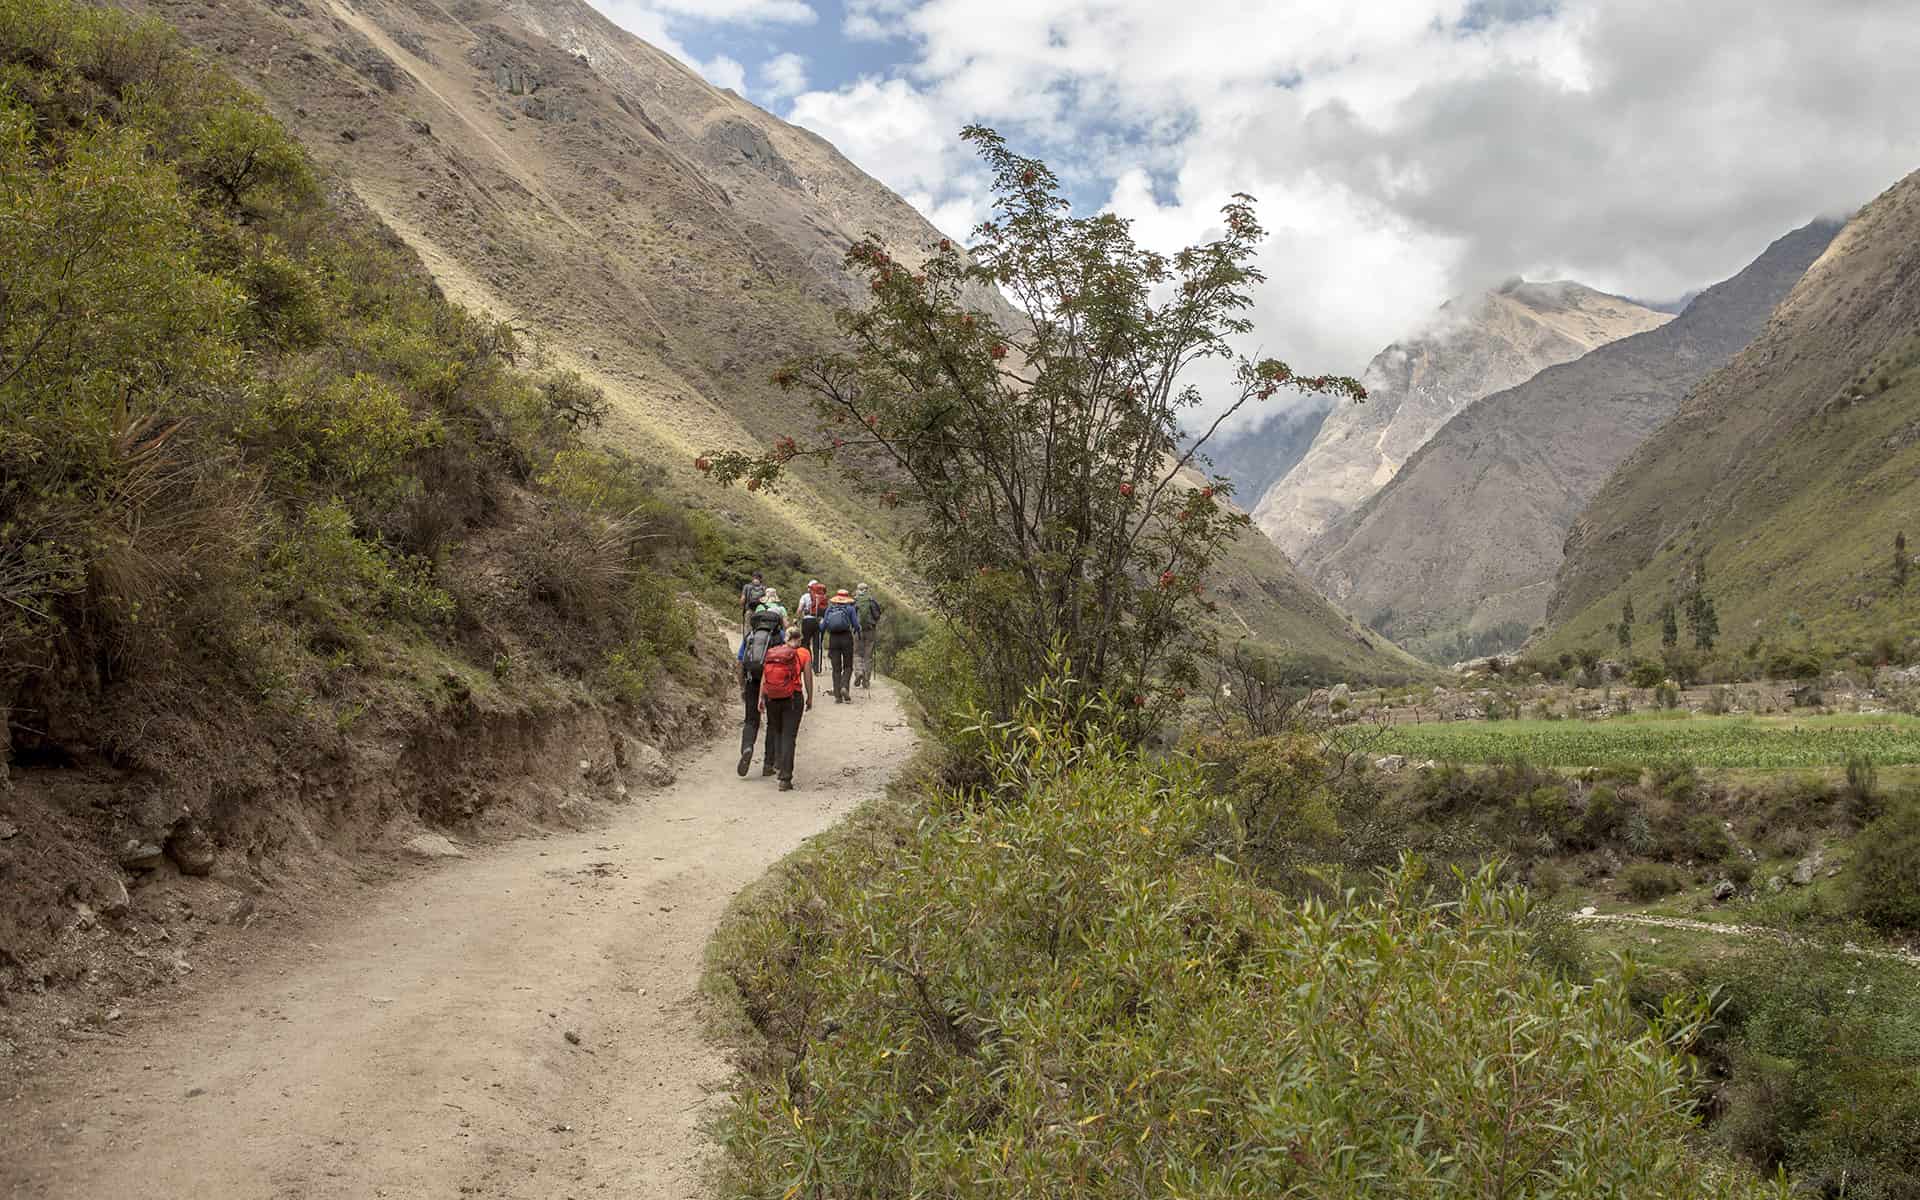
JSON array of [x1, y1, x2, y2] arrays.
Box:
[[760, 644, 804, 700]]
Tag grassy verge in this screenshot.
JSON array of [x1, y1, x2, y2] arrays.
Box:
[[700, 739, 937, 1061], [699, 697, 1778, 1198]]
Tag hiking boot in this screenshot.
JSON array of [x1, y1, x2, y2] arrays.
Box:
[[777, 779, 793, 792], [736, 750, 751, 777], [762, 763, 776, 777]]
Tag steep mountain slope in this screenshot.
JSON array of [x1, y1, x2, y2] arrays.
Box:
[[1251, 281, 1671, 558], [130, 0, 1418, 680], [1295, 220, 1843, 662], [1545, 170, 1920, 660]]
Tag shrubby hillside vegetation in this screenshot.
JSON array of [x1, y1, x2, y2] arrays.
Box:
[[0, 0, 717, 764]]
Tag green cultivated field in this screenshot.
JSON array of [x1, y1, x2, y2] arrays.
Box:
[[1377, 713, 1920, 770]]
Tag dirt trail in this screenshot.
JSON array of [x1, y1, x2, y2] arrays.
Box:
[[1572, 910, 1920, 967], [1, 681, 915, 1199]]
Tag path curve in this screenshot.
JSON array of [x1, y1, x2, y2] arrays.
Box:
[[1, 680, 916, 1199]]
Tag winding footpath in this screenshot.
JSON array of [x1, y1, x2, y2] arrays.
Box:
[[2, 681, 916, 1199], [1572, 910, 1920, 967]]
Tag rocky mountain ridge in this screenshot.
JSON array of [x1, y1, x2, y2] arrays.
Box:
[[1251, 280, 1671, 559], [1545, 169, 1920, 658], [1293, 218, 1843, 662]]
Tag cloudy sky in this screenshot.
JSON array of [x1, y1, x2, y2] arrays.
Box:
[[591, 0, 1920, 423]]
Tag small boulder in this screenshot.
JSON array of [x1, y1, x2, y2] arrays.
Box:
[[1790, 850, 1823, 887], [1711, 879, 1737, 903], [404, 832, 467, 860], [119, 840, 167, 871], [1372, 754, 1407, 774], [1329, 683, 1351, 705], [0, 819, 18, 840], [1767, 874, 1786, 893], [614, 735, 674, 790]]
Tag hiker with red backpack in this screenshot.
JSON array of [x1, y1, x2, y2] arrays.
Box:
[[736, 589, 788, 777], [757, 626, 814, 790], [821, 588, 861, 703]]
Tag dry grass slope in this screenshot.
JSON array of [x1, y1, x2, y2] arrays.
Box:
[[133, 0, 1418, 680]]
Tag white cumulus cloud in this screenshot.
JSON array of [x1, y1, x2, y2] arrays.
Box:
[[771, 0, 1920, 421], [759, 51, 810, 98]]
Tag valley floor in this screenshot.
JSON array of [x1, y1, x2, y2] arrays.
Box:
[[0, 683, 916, 1199]]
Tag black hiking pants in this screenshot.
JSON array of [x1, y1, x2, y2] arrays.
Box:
[[828, 631, 855, 698], [801, 616, 824, 671], [763, 694, 805, 782], [739, 674, 764, 758]]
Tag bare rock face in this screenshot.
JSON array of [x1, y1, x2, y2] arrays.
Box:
[[1253, 281, 1672, 560], [404, 832, 468, 860]]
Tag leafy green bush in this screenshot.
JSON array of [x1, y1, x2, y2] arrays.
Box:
[[1846, 793, 1920, 932], [892, 624, 986, 741], [1187, 731, 1340, 855], [1766, 649, 1824, 681], [713, 701, 1774, 1198], [1, 0, 720, 749], [1704, 941, 1920, 1197], [1623, 862, 1687, 900]]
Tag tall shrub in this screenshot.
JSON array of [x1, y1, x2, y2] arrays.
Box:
[[701, 128, 1362, 733]]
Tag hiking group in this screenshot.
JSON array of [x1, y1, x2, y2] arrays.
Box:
[[735, 572, 883, 790]]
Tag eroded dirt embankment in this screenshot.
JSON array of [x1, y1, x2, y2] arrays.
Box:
[[0, 650, 727, 1091]]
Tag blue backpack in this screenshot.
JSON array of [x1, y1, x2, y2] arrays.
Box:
[[823, 603, 856, 634]]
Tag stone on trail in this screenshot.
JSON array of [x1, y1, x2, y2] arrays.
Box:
[[119, 841, 166, 871], [404, 832, 468, 860], [614, 734, 675, 790]]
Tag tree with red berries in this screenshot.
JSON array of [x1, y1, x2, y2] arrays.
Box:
[[701, 127, 1362, 732]]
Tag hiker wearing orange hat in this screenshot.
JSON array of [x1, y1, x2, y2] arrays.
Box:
[[820, 587, 862, 702]]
